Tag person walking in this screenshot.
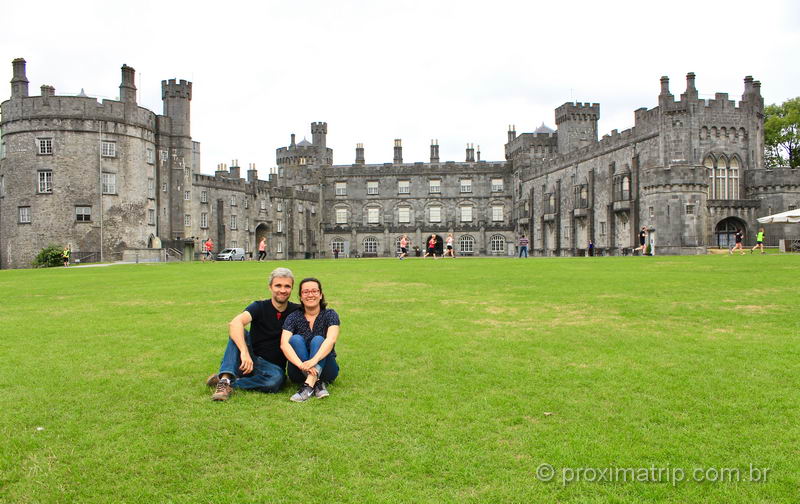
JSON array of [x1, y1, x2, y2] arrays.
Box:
[[62, 244, 71, 267], [751, 228, 765, 254], [257, 237, 267, 261], [518, 235, 529, 258]]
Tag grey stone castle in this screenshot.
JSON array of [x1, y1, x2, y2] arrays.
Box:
[[1, 59, 798, 268]]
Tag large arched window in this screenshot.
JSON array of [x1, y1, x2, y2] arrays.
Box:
[[704, 155, 714, 198], [716, 154, 727, 198], [705, 153, 740, 199], [330, 237, 345, 253], [728, 157, 740, 199], [363, 236, 378, 254], [458, 235, 475, 254], [489, 234, 506, 254]]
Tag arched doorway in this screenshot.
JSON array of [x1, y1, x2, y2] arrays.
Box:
[[715, 217, 746, 248], [255, 223, 269, 259], [147, 234, 161, 249]]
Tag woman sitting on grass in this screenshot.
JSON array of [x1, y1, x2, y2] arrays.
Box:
[[280, 277, 340, 402]]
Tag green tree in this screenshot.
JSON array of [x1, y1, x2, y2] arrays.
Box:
[[32, 244, 65, 268], [764, 97, 800, 169]]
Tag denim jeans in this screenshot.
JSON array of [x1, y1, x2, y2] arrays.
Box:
[[519, 246, 528, 258], [217, 330, 285, 393], [287, 334, 339, 384]]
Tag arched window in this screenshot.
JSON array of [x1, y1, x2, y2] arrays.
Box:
[[489, 234, 506, 254], [704, 155, 715, 198], [621, 176, 630, 200], [716, 155, 728, 199], [728, 157, 739, 199], [458, 235, 475, 254], [330, 237, 345, 253], [363, 236, 378, 254]]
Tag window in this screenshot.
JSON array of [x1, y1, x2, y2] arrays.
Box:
[[277, 220, 283, 233], [230, 215, 237, 230], [398, 180, 410, 194], [367, 207, 380, 224], [429, 179, 441, 194], [491, 178, 504, 192], [311, 205, 316, 214], [277, 202, 283, 212], [245, 219, 250, 232], [298, 204, 304, 213], [162, 183, 167, 192], [458, 235, 475, 253], [200, 212, 208, 228], [575, 184, 589, 208], [363, 236, 378, 254], [19, 206, 31, 223], [76, 206, 91, 222], [492, 205, 503, 222], [600, 221, 606, 235], [367, 181, 379, 195], [184, 191, 191, 201], [101, 141, 116, 158], [277, 241, 283, 253], [544, 193, 556, 214], [429, 206, 442, 223], [335, 208, 347, 224], [38, 171, 52, 193], [613, 175, 631, 201], [102, 173, 116, 194], [728, 157, 740, 199], [460, 206, 473, 222], [184, 214, 191, 226], [148, 178, 155, 199], [260, 199, 267, 210], [331, 238, 345, 253], [490, 234, 506, 254], [789, 205, 797, 211], [38, 138, 52, 155], [686, 204, 695, 215], [148, 209, 155, 225], [160, 149, 169, 161], [230, 195, 237, 206], [231, 240, 238, 248], [460, 178, 472, 193], [200, 190, 207, 203], [146, 148, 155, 164], [398, 206, 410, 223], [184, 167, 190, 179], [0, 175, 4, 197], [335, 182, 347, 196], [244, 198, 249, 209], [649, 207, 654, 218]]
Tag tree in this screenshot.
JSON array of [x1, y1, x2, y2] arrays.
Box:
[[764, 97, 800, 169]]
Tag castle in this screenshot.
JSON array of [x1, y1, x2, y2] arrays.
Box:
[[1, 59, 798, 269]]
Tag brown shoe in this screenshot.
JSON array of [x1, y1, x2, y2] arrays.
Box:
[[206, 373, 220, 388], [211, 379, 233, 401]]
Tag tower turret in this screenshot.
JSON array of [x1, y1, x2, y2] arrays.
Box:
[[10, 58, 29, 98], [161, 78, 192, 137], [311, 122, 327, 148], [555, 102, 599, 155], [120, 64, 137, 104]]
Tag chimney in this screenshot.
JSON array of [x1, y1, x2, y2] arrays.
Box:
[[120, 64, 137, 103], [684, 72, 697, 100], [229, 159, 240, 179], [355, 143, 365, 164], [508, 124, 516, 144], [466, 143, 475, 162], [40, 85, 55, 97], [215, 163, 229, 178], [394, 139, 403, 164], [430, 139, 439, 163], [476, 145, 481, 162], [11, 58, 29, 98], [659, 76, 673, 107], [290, 133, 296, 147], [247, 163, 258, 182]]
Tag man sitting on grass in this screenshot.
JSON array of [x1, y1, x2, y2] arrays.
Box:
[[206, 267, 300, 401]]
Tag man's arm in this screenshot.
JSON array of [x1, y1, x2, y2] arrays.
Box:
[[229, 311, 254, 374]]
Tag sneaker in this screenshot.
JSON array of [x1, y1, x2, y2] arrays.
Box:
[[290, 384, 314, 402], [211, 378, 233, 401], [313, 381, 330, 399], [206, 373, 220, 388]]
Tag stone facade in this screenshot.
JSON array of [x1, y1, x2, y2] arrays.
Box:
[[1, 59, 798, 269]]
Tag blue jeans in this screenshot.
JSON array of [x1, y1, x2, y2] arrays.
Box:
[[519, 246, 528, 258], [217, 330, 285, 393], [287, 334, 339, 385]]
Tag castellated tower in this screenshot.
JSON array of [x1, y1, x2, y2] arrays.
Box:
[[555, 102, 599, 155], [158, 78, 193, 240], [275, 122, 333, 191]]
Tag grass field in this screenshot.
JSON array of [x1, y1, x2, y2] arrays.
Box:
[[1, 254, 798, 503]]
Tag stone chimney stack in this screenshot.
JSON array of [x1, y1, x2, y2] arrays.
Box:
[[508, 125, 516, 144], [659, 76, 673, 107], [40, 85, 55, 97], [247, 163, 258, 182], [120, 64, 137, 103], [229, 159, 241, 179], [393, 139, 403, 164], [466, 143, 475, 162], [11, 58, 29, 98], [430, 139, 440, 163], [684, 72, 697, 100], [355, 143, 365, 164]]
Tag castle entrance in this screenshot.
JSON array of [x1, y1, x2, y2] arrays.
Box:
[[255, 223, 269, 258], [715, 217, 747, 248]]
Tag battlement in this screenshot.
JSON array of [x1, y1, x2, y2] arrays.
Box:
[[161, 79, 192, 100], [555, 102, 600, 125], [311, 122, 327, 134], [0, 94, 157, 131]]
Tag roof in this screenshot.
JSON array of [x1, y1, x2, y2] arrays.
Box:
[[297, 138, 312, 147], [534, 122, 555, 134]]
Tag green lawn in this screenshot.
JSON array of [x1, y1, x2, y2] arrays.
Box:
[[1, 255, 798, 503]]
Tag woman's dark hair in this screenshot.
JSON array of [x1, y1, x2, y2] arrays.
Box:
[[298, 277, 327, 312]]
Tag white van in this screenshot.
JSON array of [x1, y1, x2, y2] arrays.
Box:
[[216, 248, 246, 261]]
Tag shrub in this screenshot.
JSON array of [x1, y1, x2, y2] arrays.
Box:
[[33, 244, 65, 268]]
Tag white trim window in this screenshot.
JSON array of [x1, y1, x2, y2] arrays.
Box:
[[148, 178, 155, 199], [260, 199, 267, 210], [335, 208, 348, 224], [277, 241, 283, 253], [102, 173, 116, 194], [331, 238, 345, 253], [367, 180, 379, 195], [101, 141, 116, 158], [429, 179, 441, 194], [37, 138, 53, 155], [490, 234, 506, 254], [200, 212, 208, 228], [492, 205, 503, 222], [19, 206, 31, 223], [75, 206, 91, 222], [38, 171, 53, 193], [277, 220, 283, 233], [161, 182, 167, 192], [146, 147, 155, 164], [460, 178, 472, 193], [363, 236, 378, 254], [460, 205, 473, 222], [230, 195, 237, 207], [201, 190, 208, 203], [398, 180, 410, 194], [335, 182, 347, 196], [230, 215, 237, 230], [458, 235, 475, 253], [184, 214, 191, 227], [148, 209, 156, 226], [491, 178, 504, 192], [429, 206, 442, 223], [184, 191, 191, 201], [398, 206, 411, 224], [367, 207, 380, 224]]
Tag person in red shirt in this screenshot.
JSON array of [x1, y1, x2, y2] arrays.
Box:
[[424, 234, 438, 259], [202, 238, 214, 262]]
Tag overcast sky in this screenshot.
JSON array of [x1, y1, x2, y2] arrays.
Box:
[[2, 0, 798, 178]]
